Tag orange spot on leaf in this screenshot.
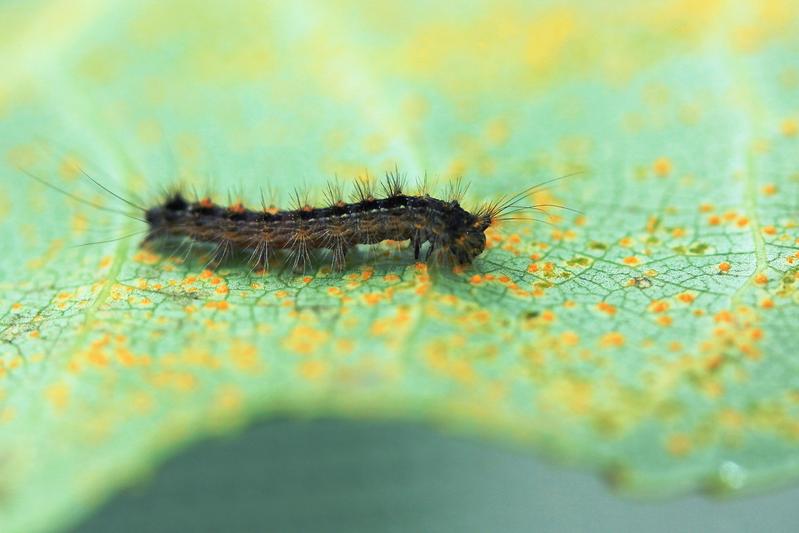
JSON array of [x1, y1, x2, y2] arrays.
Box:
[[561, 331, 579, 346], [677, 293, 695, 304], [781, 118, 798, 137], [666, 434, 693, 456], [363, 293, 383, 305], [714, 310, 733, 323], [653, 157, 673, 176], [597, 302, 616, 315], [299, 360, 326, 379], [649, 300, 669, 313], [600, 331, 625, 347], [761, 183, 778, 196]]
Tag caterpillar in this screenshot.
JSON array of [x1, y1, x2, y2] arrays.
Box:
[[25, 167, 573, 273]]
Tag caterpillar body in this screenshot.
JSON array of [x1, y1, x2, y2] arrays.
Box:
[[26, 167, 570, 273]]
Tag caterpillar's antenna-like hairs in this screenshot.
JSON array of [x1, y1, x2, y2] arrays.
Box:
[[28, 137, 149, 211], [78, 167, 147, 212], [18, 167, 148, 223], [70, 230, 150, 248], [476, 171, 583, 225]]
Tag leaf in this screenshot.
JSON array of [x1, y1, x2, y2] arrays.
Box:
[[2, 1, 799, 531]]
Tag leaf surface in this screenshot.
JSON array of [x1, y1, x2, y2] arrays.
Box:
[[1, 1, 799, 531]]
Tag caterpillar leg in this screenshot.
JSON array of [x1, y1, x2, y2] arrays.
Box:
[[425, 239, 436, 261], [413, 236, 422, 260]]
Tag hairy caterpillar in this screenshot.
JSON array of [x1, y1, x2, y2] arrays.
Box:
[[25, 167, 573, 273]]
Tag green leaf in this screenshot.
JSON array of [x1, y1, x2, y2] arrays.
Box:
[[2, 1, 799, 531]]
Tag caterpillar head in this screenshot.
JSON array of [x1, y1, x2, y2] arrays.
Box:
[[444, 201, 492, 265]]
